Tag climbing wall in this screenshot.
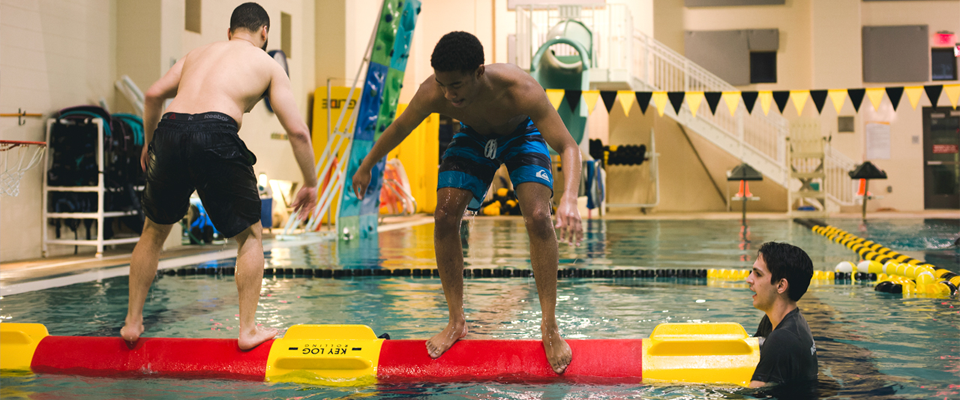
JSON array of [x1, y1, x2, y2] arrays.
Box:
[[338, 0, 421, 241]]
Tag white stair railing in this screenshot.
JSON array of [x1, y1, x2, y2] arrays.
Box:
[[632, 30, 857, 205], [632, 32, 789, 186]]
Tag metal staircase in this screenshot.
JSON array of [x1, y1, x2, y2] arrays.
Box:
[[515, 4, 857, 208]]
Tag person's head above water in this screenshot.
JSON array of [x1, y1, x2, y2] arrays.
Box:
[[748, 242, 813, 311], [431, 31, 485, 108], [228, 2, 270, 51]]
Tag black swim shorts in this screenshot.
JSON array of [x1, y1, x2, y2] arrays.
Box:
[[142, 112, 260, 238]]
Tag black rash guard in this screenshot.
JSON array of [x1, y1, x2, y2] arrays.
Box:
[[752, 307, 819, 384]]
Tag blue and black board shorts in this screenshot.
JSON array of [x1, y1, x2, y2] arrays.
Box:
[[142, 112, 261, 238], [438, 117, 554, 211]]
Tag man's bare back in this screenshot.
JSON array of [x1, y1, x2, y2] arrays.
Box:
[[166, 40, 280, 126]]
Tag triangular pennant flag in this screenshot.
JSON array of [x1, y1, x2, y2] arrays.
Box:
[[564, 90, 582, 112], [865, 88, 885, 111], [723, 91, 741, 116], [546, 89, 564, 110], [617, 90, 635, 116], [652, 92, 669, 117], [925, 85, 943, 108], [636, 91, 652, 114], [945, 84, 960, 109], [686, 92, 704, 118], [828, 89, 847, 114], [905, 86, 923, 109], [772, 91, 790, 114], [667, 92, 686, 116], [790, 91, 809, 116], [885, 87, 904, 111], [582, 90, 600, 114], [704, 92, 723, 115], [741, 91, 758, 114], [758, 91, 773, 115], [809, 90, 828, 114], [600, 91, 618, 113], [847, 88, 865, 112]]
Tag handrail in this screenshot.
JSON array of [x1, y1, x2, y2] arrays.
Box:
[[631, 30, 857, 205]]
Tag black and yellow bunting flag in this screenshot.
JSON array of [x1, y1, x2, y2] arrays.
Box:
[[636, 91, 652, 114], [541, 84, 955, 117], [564, 90, 582, 112], [847, 88, 866, 112], [704, 92, 722, 115], [925, 85, 942, 108], [667, 92, 685, 115], [809, 90, 828, 114], [886, 87, 904, 111], [741, 91, 758, 114], [772, 91, 790, 114], [600, 91, 618, 113]]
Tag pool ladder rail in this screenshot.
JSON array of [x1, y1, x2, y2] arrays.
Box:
[[0, 322, 760, 386]]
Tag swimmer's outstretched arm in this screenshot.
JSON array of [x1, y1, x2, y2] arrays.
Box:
[[141, 57, 185, 171], [351, 85, 432, 199], [266, 60, 318, 219], [519, 80, 583, 246]]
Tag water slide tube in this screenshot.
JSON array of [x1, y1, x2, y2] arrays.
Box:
[[1, 322, 759, 386], [529, 20, 594, 155]]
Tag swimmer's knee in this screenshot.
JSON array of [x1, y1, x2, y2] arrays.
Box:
[[434, 205, 464, 230], [523, 207, 554, 238]]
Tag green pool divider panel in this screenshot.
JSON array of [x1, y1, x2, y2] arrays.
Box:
[[338, 0, 421, 242]]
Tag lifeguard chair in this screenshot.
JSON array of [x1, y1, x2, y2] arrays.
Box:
[[786, 118, 828, 216]]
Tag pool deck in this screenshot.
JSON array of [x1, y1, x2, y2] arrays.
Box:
[[1, 211, 956, 294]]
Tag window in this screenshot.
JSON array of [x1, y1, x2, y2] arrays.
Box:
[[185, 0, 201, 34], [862, 25, 928, 83], [932, 48, 957, 81], [281, 12, 292, 58], [750, 52, 777, 83]]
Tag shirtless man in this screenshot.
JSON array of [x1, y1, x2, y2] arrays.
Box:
[[351, 31, 583, 374], [120, 2, 317, 350]]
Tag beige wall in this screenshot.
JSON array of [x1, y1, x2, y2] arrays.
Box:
[[1, 0, 117, 261]]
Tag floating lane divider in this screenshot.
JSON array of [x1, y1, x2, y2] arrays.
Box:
[[794, 219, 959, 298], [0, 322, 760, 386], [164, 267, 715, 279]]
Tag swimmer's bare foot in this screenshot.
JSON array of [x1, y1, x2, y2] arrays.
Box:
[[120, 319, 144, 349], [238, 326, 279, 350], [541, 324, 572, 374], [426, 321, 467, 359]]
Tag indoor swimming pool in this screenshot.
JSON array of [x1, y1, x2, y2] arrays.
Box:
[[1, 218, 958, 399]]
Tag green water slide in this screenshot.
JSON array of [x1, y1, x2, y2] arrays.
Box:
[[529, 20, 593, 154]]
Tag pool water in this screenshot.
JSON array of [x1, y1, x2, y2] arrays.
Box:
[[1, 218, 958, 399]]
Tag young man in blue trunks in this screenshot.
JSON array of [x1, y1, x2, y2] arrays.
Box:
[[121, 3, 318, 350], [351, 31, 583, 374], [746, 242, 818, 387]]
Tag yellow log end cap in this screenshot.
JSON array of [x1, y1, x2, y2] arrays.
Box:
[[0, 323, 49, 372]]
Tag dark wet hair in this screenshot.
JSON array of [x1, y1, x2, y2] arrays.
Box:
[[230, 2, 270, 33], [431, 31, 484, 73], [758, 242, 813, 302]]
